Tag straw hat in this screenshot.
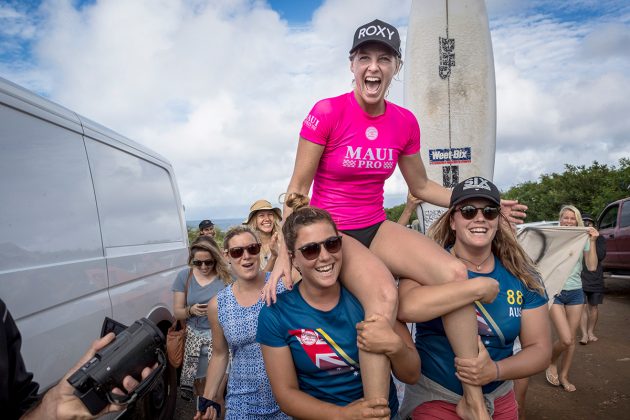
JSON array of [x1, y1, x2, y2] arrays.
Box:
[[245, 199, 282, 224]]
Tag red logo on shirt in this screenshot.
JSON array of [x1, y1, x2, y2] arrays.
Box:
[[288, 328, 358, 374]]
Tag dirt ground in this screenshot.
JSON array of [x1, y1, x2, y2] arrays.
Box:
[[174, 275, 630, 419], [522, 275, 630, 420]]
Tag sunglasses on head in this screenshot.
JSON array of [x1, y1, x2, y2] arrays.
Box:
[[227, 243, 261, 259], [456, 205, 500, 220], [296, 236, 343, 260], [192, 259, 215, 267]]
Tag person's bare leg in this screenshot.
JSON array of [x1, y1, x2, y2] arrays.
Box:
[[579, 304, 589, 344], [587, 304, 599, 341], [548, 304, 571, 381], [558, 304, 583, 391], [370, 221, 488, 420], [338, 234, 395, 408], [513, 377, 529, 420]]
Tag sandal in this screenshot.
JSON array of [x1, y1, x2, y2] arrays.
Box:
[[560, 381, 576, 392], [579, 336, 589, 345], [545, 368, 559, 387]]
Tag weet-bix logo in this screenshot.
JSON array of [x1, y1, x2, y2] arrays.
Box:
[[358, 24, 395, 41], [463, 177, 491, 191], [428, 147, 471, 165]]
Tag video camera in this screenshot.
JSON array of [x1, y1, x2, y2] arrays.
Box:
[[67, 318, 166, 415]]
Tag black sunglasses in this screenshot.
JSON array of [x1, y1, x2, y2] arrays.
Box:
[[296, 236, 343, 260], [227, 243, 262, 259], [192, 259, 215, 267], [456, 205, 500, 220]]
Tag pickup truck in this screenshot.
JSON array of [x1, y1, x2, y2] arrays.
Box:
[[597, 197, 630, 275]]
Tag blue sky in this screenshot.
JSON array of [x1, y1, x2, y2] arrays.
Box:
[[268, 0, 322, 24], [1, 0, 628, 219]]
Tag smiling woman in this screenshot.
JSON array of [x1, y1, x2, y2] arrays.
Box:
[[265, 18, 528, 420], [398, 177, 551, 419], [246, 199, 282, 272], [257, 194, 419, 419]]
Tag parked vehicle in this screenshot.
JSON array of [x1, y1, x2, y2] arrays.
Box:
[[597, 197, 630, 275], [0, 76, 188, 418]]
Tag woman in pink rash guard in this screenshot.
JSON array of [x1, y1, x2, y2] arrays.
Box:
[[265, 18, 526, 420]]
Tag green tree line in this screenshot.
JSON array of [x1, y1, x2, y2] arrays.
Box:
[[384, 159, 629, 223], [502, 159, 629, 222]]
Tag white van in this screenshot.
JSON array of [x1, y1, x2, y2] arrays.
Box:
[[0, 76, 188, 419]]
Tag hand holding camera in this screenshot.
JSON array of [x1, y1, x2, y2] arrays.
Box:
[[65, 318, 166, 415], [22, 331, 157, 420]]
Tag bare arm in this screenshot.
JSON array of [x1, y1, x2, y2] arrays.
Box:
[[584, 227, 600, 271], [397, 278, 499, 323], [264, 138, 324, 305], [397, 192, 422, 226], [455, 304, 552, 385], [197, 297, 229, 416], [261, 345, 390, 420], [173, 291, 188, 321], [398, 153, 451, 208]]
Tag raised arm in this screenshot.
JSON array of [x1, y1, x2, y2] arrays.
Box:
[[196, 297, 229, 420], [397, 192, 422, 226], [397, 278, 499, 323], [261, 345, 389, 419], [263, 138, 324, 305], [584, 227, 600, 271]]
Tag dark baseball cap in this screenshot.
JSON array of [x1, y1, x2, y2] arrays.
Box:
[[450, 177, 501, 208], [582, 213, 594, 223], [198, 220, 214, 230], [349, 19, 401, 58]]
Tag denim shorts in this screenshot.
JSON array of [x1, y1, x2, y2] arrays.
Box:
[[553, 289, 585, 306]]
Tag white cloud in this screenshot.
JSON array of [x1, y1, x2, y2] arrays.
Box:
[[1, 0, 628, 217]]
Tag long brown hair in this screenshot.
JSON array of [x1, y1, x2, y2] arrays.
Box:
[[189, 236, 232, 285], [429, 210, 545, 295]]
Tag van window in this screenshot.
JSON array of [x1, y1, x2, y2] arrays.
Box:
[[85, 140, 182, 247], [599, 205, 618, 230], [621, 201, 630, 228], [0, 106, 102, 270]]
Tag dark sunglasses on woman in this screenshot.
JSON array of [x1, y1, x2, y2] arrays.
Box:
[[192, 259, 215, 267], [228, 243, 262, 259], [456, 205, 500, 220], [296, 236, 343, 260]]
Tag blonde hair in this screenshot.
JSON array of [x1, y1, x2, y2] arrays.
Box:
[[559, 205, 584, 227], [246, 210, 280, 267], [189, 236, 232, 286], [429, 210, 545, 295]]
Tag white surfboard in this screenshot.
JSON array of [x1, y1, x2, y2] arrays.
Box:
[[404, 0, 496, 232]]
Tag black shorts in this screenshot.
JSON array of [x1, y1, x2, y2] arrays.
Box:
[[341, 221, 384, 248], [583, 291, 604, 305]]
